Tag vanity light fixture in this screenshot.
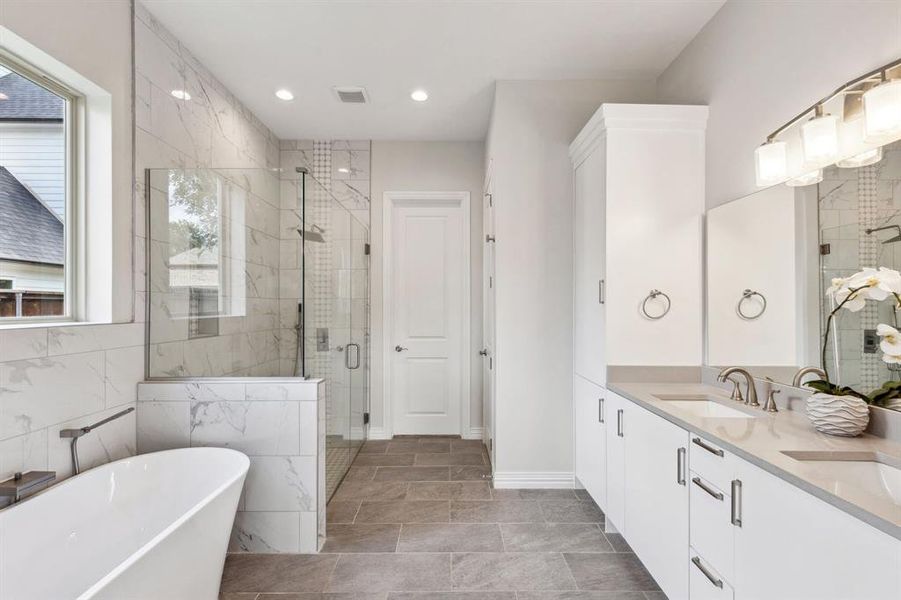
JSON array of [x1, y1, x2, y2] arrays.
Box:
[[170, 89, 191, 100], [275, 89, 295, 101], [785, 169, 823, 187], [863, 72, 901, 140], [755, 57, 901, 186], [801, 104, 839, 163], [836, 146, 883, 168], [754, 139, 788, 186], [411, 89, 429, 102]]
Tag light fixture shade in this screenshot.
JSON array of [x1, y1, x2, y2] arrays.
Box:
[[836, 146, 883, 168], [801, 113, 839, 162], [755, 141, 787, 186], [864, 79, 901, 140], [786, 169, 823, 187]]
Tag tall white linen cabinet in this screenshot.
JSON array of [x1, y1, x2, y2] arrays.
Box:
[[570, 103, 707, 539]]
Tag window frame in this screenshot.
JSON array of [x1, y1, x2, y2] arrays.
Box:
[[0, 51, 78, 325]]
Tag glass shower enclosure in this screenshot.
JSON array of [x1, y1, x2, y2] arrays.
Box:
[[145, 166, 369, 501]]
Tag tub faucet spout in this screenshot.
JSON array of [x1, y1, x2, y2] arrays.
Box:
[[60, 407, 135, 475]]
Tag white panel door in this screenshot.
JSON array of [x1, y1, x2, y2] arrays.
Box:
[[390, 198, 466, 435], [573, 374, 606, 509], [482, 187, 497, 464], [573, 146, 606, 386], [624, 401, 689, 600]]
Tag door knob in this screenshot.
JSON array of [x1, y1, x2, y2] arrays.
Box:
[[479, 349, 488, 356], [395, 345, 408, 352]]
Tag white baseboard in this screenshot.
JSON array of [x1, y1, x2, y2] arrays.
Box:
[[367, 427, 484, 441], [367, 427, 390, 440], [492, 471, 575, 489], [464, 427, 484, 440]]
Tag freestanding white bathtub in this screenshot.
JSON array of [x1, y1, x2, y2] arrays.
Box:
[[0, 447, 249, 600]]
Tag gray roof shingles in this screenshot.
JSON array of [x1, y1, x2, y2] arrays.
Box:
[[0, 167, 64, 265], [0, 71, 64, 121]]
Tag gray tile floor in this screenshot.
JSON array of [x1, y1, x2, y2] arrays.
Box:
[[220, 436, 664, 600]]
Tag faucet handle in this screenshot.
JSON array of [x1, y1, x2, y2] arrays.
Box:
[[725, 377, 744, 403], [764, 387, 780, 413]]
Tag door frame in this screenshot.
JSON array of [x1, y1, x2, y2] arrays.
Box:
[[382, 190, 471, 438]]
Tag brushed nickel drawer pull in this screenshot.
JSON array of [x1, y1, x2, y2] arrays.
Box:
[[692, 556, 724, 589], [692, 436, 725, 457], [677, 447, 686, 485], [598, 397, 605, 423], [731, 479, 742, 527], [692, 476, 724, 501], [616, 409, 624, 437]]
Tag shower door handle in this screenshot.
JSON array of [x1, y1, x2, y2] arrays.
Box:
[[346, 343, 361, 369]]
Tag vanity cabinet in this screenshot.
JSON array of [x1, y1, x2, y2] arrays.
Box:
[[732, 458, 900, 600], [604, 390, 627, 529], [623, 398, 689, 600], [605, 390, 689, 599], [573, 374, 606, 508], [570, 104, 707, 509], [604, 391, 901, 600]]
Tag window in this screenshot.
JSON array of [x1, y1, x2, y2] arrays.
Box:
[[0, 55, 74, 322]]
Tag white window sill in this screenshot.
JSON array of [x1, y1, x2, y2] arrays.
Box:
[[0, 320, 119, 331]]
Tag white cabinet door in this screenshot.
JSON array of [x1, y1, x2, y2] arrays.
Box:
[[605, 391, 626, 532], [572, 146, 606, 386], [624, 401, 690, 600], [573, 374, 606, 509], [734, 459, 901, 600]]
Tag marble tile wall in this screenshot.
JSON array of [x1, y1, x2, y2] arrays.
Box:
[[135, 2, 283, 378], [0, 323, 144, 505], [137, 379, 325, 552], [820, 140, 901, 390]]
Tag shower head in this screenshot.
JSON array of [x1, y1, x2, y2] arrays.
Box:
[[865, 224, 901, 244], [296, 227, 325, 243], [295, 167, 309, 174]]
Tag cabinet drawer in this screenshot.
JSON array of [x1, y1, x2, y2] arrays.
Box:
[[689, 472, 733, 583], [689, 434, 733, 491], [689, 551, 734, 600]]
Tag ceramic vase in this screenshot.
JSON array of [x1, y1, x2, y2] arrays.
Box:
[[806, 393, 869, 437]]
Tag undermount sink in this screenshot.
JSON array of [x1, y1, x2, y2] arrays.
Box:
[[652, 394, 757, 419], [781, 451, 901, 506]]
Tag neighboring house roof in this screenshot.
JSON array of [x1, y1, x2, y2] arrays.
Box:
[[0, 72, 64, 122], [0, 166, 64, 265]]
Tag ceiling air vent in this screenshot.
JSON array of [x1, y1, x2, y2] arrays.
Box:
[[333, 86, 368, 104]]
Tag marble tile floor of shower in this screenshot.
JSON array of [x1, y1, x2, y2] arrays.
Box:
[[220, 435, 665, 600]]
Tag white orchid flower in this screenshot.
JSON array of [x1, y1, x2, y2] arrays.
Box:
[[877, 323, 901, 355], [847, 267, 901, 301], [832, 285, 868, 312], [826, 276, 850, 297], [883, 352, 901, 364]]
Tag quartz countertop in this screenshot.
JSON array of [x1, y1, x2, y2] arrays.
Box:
[[609, 382, 901, 541]]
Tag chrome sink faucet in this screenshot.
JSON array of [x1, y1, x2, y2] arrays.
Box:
[[792, 366, 827, 388], [717, 367, 759, 408]]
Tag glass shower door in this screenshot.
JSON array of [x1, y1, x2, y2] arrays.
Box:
[[349, 216, 370, 453]]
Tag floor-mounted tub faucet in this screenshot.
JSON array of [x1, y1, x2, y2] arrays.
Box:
[[59, 407, 135, 475]]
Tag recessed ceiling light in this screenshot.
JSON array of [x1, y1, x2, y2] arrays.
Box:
[[411, 89, 429, 102], [170, 89, 191, 100], [275, 89, 294, 101]]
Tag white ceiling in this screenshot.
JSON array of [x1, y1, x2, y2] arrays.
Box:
[[142, 0, 724, 141]]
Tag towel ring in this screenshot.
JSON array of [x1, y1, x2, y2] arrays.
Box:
[[641, 289, 671, 320], [737, 289, 767, 320]]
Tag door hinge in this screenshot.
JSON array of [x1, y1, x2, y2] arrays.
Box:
[[486, 192, 493, 207], [363, 412, 370, 425], [489, 438, 493, 451], [489, 276, 493, 288], [485, 234, 496, 243], [489, 357, 493, 370], [364, 243, 371, 255], [819, 243, 831, 256]]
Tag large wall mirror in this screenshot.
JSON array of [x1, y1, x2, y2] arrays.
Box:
[[706, 139, 901, 412]]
